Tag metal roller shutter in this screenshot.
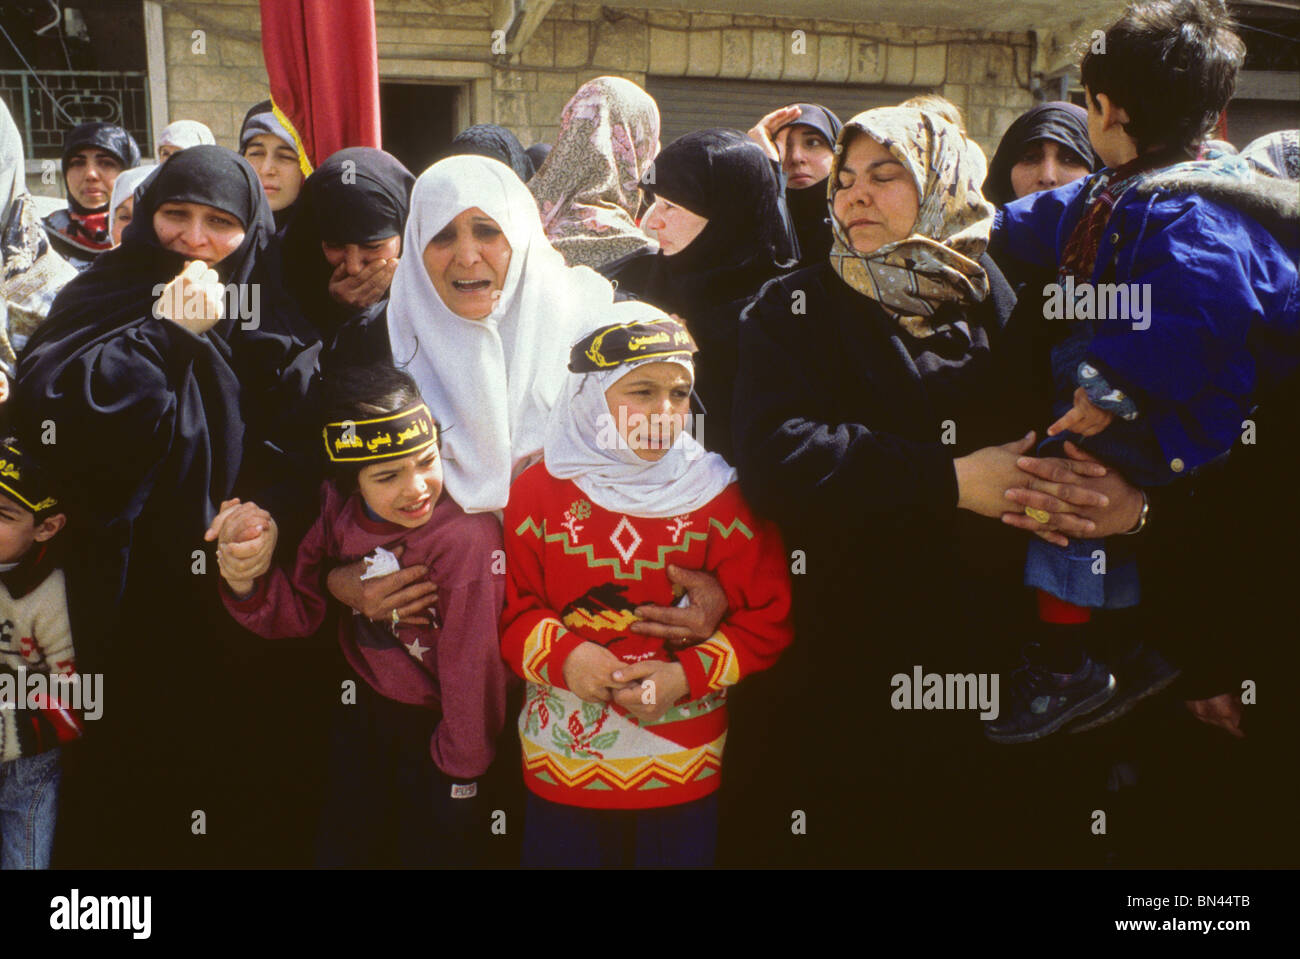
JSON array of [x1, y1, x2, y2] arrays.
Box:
[[645, 76, 926, 144]]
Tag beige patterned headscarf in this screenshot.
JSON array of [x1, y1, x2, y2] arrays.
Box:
[[828, 107, 994, 338], [529, 76, 660, 270]]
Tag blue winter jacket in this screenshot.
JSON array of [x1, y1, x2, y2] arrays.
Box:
[[991, 165, 1300, 480]]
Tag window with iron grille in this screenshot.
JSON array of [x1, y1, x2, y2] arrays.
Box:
[[0, 0, 150, 157]]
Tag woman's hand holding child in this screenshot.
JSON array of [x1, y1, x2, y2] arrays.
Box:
[[326, 544, 439, 626], [205, 497, 277, 598]]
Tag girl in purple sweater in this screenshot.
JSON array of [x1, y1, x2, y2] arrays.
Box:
[[214, 364, 511, 865]]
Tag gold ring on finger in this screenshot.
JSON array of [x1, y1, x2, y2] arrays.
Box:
[[1024, 506, 1052, 524]]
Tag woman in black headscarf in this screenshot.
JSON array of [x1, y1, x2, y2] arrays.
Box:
[[241, 147, 417, 542], [14, 145, 310, 866], [985, 101, 1099, 207], [445, 123, 535, 181], [600, 129, 797, 462], [748, 103, 843, 268], [267, 146, 414, 368], [42, 121, 141, 270]]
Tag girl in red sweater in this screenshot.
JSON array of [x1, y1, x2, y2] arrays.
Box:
[[501, 304, 793, 866]]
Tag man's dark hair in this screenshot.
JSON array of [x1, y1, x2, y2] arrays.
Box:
[[320, 363, 436, 493], [1080, 0, 1245, 154]]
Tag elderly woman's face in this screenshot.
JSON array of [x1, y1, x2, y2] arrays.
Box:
[[832, 132, 920, 254], [422, 207, 512, 320]]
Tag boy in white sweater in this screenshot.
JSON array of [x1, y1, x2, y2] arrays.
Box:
[[0, 437, 77, 869]]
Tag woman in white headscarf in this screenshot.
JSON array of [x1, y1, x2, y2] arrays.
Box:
[[386, 153, 616, 514], [156, 119, 215, 163], [331, 155, 731, 655]]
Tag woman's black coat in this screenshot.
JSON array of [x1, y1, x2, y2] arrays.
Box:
[[723, 253, 1036, 864]]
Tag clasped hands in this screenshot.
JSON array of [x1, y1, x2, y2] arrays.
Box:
[[562, 642, 690, 724], [956, 431, 1145, 547], [204, 498, 277, 597]]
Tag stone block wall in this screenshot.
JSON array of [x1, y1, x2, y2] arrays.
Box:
[[155, 0, 1035, 162]]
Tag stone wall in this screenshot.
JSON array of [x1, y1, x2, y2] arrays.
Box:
[[156, 0, 1034, 160], [508, 6, 1035, 153]]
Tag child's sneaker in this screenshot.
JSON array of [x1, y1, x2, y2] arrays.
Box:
[[1067, 644, 1181, 734], [984, 647, 1116, 744]]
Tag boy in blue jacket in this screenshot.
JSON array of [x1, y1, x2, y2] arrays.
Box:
[[986, 0, 1299, 742]]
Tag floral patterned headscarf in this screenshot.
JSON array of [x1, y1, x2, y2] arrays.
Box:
[[529, 76, 660, 270], [828, 107, 994, 338]]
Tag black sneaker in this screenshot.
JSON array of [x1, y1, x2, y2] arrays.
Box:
[[1067, 645, 1181, 734], [984, 651, 1117, 744]]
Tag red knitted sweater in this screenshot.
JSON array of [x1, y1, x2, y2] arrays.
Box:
[[501, 462, 793, 810]]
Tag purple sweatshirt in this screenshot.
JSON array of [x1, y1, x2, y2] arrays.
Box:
[[223, 481, 511, 779]]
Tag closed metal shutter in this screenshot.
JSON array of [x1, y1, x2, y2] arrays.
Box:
[[645, 76, 924, 144]]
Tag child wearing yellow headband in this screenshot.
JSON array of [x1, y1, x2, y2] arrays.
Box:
[[213, 364, 512, 865]]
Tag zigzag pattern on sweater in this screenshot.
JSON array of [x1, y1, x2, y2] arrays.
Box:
[[513, 514, 754, 580], [521, 733, 725, 793]]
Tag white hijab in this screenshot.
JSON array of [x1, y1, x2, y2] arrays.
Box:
[[107, 165, 156, 238], [387, 154, 615, 513], [543, 302, 736, 518], [158, 120, 215, 154]]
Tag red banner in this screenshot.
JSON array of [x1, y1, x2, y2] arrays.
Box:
[[258, 0, 381, 172]]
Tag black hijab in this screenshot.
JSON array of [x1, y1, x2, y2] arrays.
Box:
[[446, 124, 535, 181], [60, 121, 141, 214], [773, 103, 843, 269], [14, 145, 275, 667], [985, 101, 1100, 207], [605, 128, 797, 314], [18, 145, 272, 535], [273, 146, 414, 345]]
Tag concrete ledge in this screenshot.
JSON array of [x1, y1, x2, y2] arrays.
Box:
[[379, 58, 492, 79]]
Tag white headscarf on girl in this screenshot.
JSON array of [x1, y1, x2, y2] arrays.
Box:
[[107, 165, 157, 238], [543, 302, 736, 517], [387, 154, 616, 513]]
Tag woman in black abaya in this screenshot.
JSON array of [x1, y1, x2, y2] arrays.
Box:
[[600, 129, 797, 462], [14, 145, 313, 865]]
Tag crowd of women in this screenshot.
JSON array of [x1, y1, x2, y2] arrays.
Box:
[[0, 0, 1296, 868]]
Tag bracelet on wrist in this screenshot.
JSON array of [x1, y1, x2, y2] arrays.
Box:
[[1118, 490, 1149, 535]]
